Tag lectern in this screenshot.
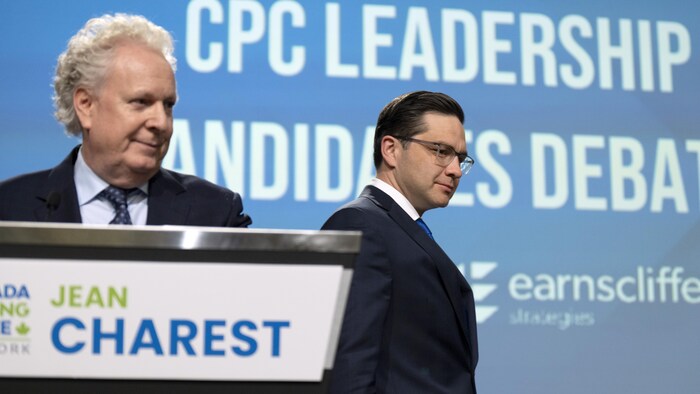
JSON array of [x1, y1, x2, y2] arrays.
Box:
[[0, 222, 359, 393]]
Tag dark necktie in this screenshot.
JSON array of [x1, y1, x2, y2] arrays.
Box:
[[415, 218, 434, 240], [100, 185, 134, 225]]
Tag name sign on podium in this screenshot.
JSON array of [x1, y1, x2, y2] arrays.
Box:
[[0, 222, 359, 393]]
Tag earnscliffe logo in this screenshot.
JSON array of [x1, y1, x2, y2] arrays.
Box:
[[459, 261, 498, 324], [459, 264, 700, 327], [509, 266, 700, 304]]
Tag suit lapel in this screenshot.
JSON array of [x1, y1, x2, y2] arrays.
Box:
[[34, 146, 82, 223], [32, 149, 190, 225], [146, 169, 188, 225], [362, 186, 477, 370]]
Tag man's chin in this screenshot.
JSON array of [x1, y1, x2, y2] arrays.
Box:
[[433, 192, 453, 206], [127, 160, 161, 178], [426, 198, 450, 211]]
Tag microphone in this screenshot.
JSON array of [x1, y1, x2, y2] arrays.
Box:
[[45, 191, 61, 221]]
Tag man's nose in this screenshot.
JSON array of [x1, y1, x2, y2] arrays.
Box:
[[146, 102, 170, 132], [445, 155, 463, 178]]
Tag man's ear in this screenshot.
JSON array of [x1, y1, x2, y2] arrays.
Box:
[[73, 88, 94, 131], [380, 135, 401, 169]]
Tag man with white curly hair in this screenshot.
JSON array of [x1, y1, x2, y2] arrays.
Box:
[[0, 14, 251, 227]]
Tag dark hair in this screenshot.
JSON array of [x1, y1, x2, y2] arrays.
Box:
[[373, 91, 464, 169]]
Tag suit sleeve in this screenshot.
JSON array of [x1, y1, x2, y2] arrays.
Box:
[[223, 191, 252, 228], [323, 207, 391, 394]]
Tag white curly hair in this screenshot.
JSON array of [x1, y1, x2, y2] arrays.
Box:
[[53, 13, 177, 136]]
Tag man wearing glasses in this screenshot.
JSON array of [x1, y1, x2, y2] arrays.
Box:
[[323, 91, 478, 393]]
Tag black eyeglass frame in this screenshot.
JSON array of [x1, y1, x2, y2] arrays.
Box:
[[395, 136, 474, 174]]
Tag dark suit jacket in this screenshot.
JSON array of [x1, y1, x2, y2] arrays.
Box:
[[0, 146, 251, 227], [322, 186, 478, 394]]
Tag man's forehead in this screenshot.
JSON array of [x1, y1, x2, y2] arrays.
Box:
[[417, 115, 466, 147], [101, 43, 175, 89], [108, 42, 171, 71]]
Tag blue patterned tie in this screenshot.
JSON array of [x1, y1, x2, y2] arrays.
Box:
[[100, 186, 133, 225], [415, 218, 434, 240]]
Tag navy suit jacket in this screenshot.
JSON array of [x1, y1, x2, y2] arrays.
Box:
[[0, 146, 251, 227], [322, 186, 478, 394]]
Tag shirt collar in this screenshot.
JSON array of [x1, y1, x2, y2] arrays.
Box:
[[74, 147, 149, 206], [370, 178, 420, 221]]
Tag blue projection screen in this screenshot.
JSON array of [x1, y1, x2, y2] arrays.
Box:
[[1, 1, 699, 392]]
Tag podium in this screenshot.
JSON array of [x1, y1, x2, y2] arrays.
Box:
[[0, 222, 359, 393]]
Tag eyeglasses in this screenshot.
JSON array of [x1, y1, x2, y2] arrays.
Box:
[[396, 136, 474, 175]]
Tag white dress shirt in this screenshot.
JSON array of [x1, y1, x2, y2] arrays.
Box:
[[370, 178, 420, 221]]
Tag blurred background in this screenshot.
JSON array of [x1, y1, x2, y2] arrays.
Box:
[[1, 1, 698, 392]]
